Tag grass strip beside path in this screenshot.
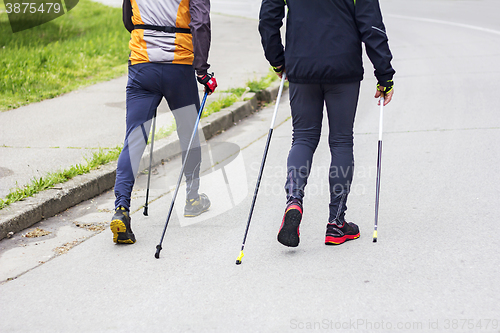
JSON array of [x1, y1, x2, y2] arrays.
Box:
[[0, 147, 122, 210], [0, 0, 130, 111]]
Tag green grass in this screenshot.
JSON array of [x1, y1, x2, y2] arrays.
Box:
[[148, 122, 177, 144], [0, 147, 122, 210], [246, 69, 278, 92], [202, 94, 239, 118], [222, 87, 247, 98], [0, 0, 129, 111]]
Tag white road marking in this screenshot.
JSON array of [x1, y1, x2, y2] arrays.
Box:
[[387, 14, 500, 36]]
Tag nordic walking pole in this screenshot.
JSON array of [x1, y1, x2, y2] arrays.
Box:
[[143, 113, 157, 216], [236, 74, 287, 265], [155, 92, 209, 259], [373, 97, 384, 243]]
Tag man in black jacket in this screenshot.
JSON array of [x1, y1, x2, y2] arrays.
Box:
[[259, 0, 395, 247]]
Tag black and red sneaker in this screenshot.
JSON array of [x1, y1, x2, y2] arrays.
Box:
[[325, 220, 360, 245], [277, 198, 303, 247]]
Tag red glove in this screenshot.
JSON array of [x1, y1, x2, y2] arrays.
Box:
[[197, 73, 217, 93]]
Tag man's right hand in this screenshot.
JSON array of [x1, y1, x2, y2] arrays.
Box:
[[272, 65, 285, 79], [197, 73, 217, 95]]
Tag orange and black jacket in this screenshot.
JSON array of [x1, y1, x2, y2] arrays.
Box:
[[259, 0, 395, 85], [122, 0, 211, 76]]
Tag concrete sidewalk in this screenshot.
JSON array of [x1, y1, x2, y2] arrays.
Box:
[[0, 13, 271, 237]]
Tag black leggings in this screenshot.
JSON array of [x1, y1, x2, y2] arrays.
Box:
[[285, 81, 360, 223]]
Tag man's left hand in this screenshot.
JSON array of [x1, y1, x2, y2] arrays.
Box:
[[375, 87, 394, 105]]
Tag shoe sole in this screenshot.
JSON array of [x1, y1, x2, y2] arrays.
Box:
[[110, 219, 135, 244], [184, 210, 209, 217], [184, 207, 210, 217], [184, 204, 211, 217], [325, 233, 360, 245], [277, 208, 302, 247]]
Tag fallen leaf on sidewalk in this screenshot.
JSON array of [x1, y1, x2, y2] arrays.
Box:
[[74, 222, 106, 232], [54, 240, 80, 255], [23, 228, 51, 238]]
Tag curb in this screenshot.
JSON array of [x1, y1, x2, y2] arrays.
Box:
[[0, 81, 288, 241]]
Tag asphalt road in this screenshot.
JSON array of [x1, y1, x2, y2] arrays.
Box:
[[1, 0, 500, 332]]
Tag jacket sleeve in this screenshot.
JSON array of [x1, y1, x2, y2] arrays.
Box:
[[258, 0, 286, 68], [355, 0, 395, 84], [190, 0, 211, 76], [122, 0, 133, 33]]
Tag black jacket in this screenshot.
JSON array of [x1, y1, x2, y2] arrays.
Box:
[[259, 0, 395, 85]]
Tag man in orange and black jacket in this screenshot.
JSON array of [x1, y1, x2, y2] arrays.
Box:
[[110, 0, 217, 244]]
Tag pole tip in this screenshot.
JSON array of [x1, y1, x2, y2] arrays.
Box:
[[155, 245, 162, 259], [372, 230, 378, 243], [235, 251, 244, 265], [143, 206, 148, 216]]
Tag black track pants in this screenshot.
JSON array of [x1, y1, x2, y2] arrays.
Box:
[[285, 81, 360, 223]]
